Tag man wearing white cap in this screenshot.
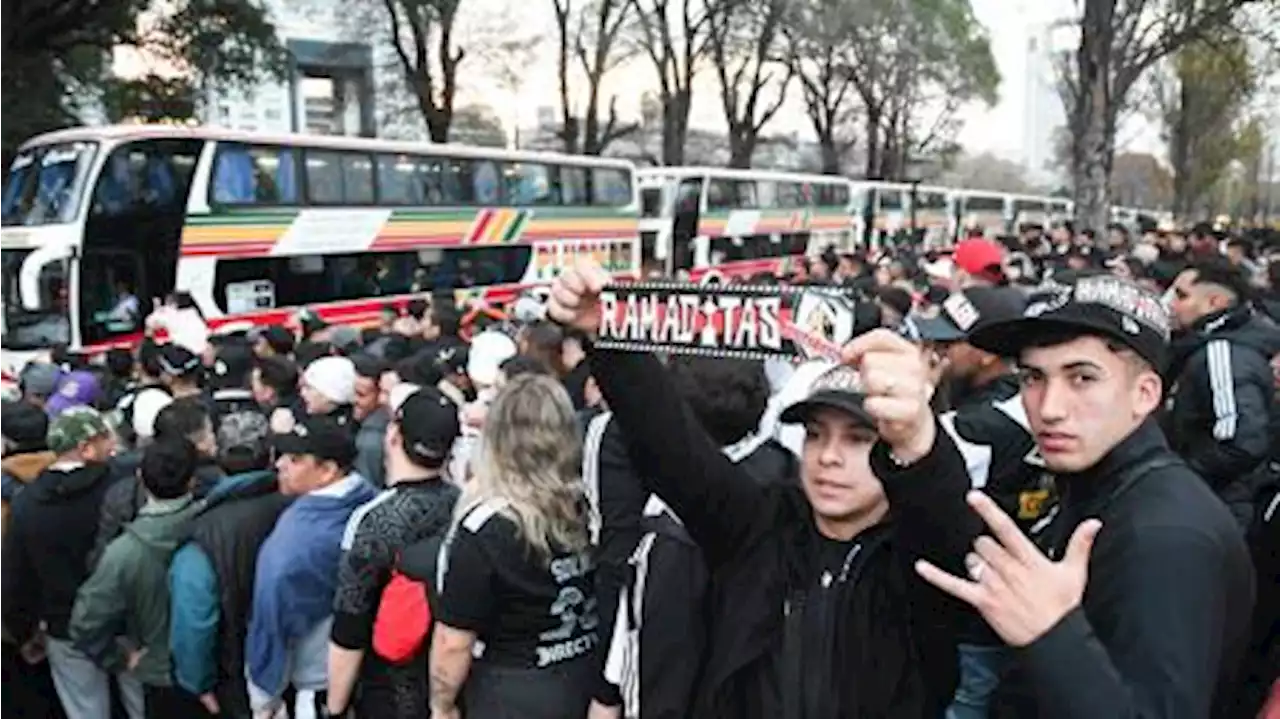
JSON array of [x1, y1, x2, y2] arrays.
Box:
[[301, 357, 357, 429]]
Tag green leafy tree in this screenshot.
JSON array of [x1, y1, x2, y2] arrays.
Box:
[[1058, 0, 1258, 232], [2, 0, 288, 161], [1160, 30, 1257, 218]]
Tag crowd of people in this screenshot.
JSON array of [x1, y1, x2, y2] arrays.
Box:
[[0, 218, 1276, 719]]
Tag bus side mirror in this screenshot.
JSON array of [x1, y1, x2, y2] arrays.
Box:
[[19, 245, 70, 311]]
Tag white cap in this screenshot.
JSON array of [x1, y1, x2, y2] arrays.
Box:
[[467, 331, 518, 388], [302, 356, 357, 405], [132, 388, 174, 440]]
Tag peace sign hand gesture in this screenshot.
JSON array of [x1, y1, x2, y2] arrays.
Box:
[[914, 491, 1103, 648]]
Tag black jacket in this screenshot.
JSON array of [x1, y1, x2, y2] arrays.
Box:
[[581, 409, 794, 717], [914, 419, 1255, 719], [89, 458, 222, 570], [2, 462, 119, 640], [1164, 305, 1280, 528], [590, 349, 973, 719], [188, 471, 290, 719]]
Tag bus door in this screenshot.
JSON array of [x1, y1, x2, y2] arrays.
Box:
[[76, 249, 149, 347], [670, 177, 702, 275]]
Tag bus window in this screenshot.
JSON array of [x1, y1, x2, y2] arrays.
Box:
[[473, 160, 501, 204], [3, 142, 97, 226], [964, 195, 1005, 212], [79, 252, 146, 346], [756, 181, 777, 209], [707, 179, 734, 210], [640, 187, 662, 217], [783, 233, 807, 256], [506, 162, 558, 205], [376, 154, 425, 205], [591, 167, 632, 206], [833, 184, 850, 207], [92, 140, 200, 217], [212, 246, 533, 311], [879, 190, 903, 211], [777, 182, 802, 208], [305, 151, 343, 204], [710, 236, 746, 262], [212, 144, 298, 205], [561, 166, 588, 205], [732, 181, 758, 209], [343, 153, 374, 204], [306, 150, 374, 204]]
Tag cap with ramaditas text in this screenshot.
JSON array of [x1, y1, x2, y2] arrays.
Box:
[[779, 364, 876, 428], [967, 274, 1172, 370]]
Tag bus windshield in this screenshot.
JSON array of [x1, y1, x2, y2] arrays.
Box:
[[1, 249, 71, 350], [2, 142, 98, 226]]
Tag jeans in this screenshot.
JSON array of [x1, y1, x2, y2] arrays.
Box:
[[46, 638, 145, 719], [946, 643, 1010, 719]]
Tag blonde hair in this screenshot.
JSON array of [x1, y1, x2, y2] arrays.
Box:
[[457, 374, 588, 558]]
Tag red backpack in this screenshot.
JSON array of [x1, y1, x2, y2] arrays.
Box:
[[372, 562, 433, 664]]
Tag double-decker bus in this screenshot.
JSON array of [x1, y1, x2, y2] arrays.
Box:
[[852, 180, 912, 249], [1, 125, 639, 374], [637, 167, 853, 282], [955, 190, 1010, 237]]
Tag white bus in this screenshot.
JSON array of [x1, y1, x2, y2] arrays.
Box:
[[637, 166, 854, 281], [1, 125, 639, 375]]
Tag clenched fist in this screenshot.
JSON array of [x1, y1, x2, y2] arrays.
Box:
[[547, 261, 612, 337], [841, 329, 937, 463]]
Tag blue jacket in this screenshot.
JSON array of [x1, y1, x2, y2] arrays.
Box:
[[246, 475, 375, 699], [168, 470, 277, 696]]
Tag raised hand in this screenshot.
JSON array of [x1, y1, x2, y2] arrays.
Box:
[[547, 261, 612, 337], [840, 328, 937, 462], [915, 491, 1102, 647]]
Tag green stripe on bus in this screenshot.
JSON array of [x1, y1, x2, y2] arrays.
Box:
[[501, 211, 530, 243]]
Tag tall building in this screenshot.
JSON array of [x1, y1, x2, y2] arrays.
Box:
[[192, 0, 405, 138], [1021, 19, 1077, 185]]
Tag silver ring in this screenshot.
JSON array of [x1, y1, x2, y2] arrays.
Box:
[[966, 557, 986, 582]]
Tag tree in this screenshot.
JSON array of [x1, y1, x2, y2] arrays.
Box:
[[1110, 152, 1174, 209], [376, 0, 466, 142], [472, 16, 542, 148], [784, 0, 860, 174], [552, 0, 638, 155], [937, 151, 1037, 193], [1, 0, 287, 161], [1158, 29, 1256, 217], [844, 0, 998, 180], [629, 0, 719, 165], [707, 0, 793, 167], [1057, 0, 1256, 232], [450, 103, 508, 147], [100, 76, 198, 123]]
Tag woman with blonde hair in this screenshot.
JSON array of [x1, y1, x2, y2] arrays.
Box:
[[430, 374, 599, 719]]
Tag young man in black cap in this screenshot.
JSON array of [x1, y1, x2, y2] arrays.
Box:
[[252, 326, 296, 361], [246, 416, 376, 718], [880, 273, 1254, 717], [326, 386, 462, 719], [549, 263, 978, 719]]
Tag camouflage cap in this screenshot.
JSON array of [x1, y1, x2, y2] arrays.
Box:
[[47, 406, 113, 455]]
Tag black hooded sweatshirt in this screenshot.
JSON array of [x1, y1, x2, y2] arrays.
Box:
[[2, 462, 118, 640], [589, 348, 975, 719]]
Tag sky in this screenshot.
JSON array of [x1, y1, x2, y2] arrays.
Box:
[[114, 0, 1177, 164], [448, 0, 1169, 165]]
